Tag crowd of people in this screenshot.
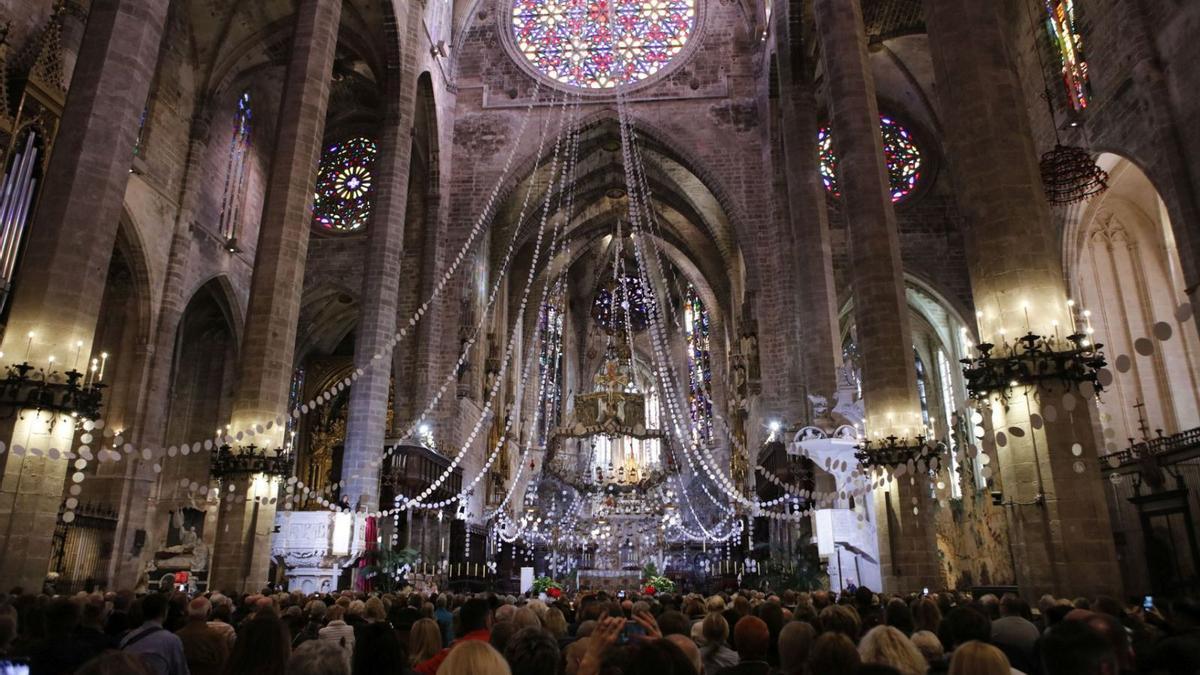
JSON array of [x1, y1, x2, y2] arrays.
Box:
[[0, 582, 1196, 675]]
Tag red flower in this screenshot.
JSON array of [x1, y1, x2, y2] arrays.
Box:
[[644, 585, 656, 595], [547, 587, 562, 599]]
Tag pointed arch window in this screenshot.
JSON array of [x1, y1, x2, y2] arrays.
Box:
[[218, 91, 253, 244], [914, 348, 930, 429], [536, 301, 564, 445], [132, 105, 149, 157], [1045, 0, 1091, 113], [312, 137, 378, 233], [936, 348, 963, 498], [685, 284, 713, 443]]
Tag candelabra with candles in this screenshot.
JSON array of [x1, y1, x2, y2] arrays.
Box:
[[853, 434, 946, 473], [960, 329, 1105, 403], [208, 444, 293, 480], [0, 358, 107, 420]]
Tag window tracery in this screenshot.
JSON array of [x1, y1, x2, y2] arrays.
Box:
[[218, 91, 252, 243], [685, 284, 712, 443], [312, 137, 378, 233], [1045, 0, 1090, 113], [511, 0, 696, 89], [818, 115, 922, 203]]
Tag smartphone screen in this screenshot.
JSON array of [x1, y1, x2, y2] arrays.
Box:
[[1144, 595, 1154, 610], [0, 661, 31, 675], [619, 620, 647, 645]]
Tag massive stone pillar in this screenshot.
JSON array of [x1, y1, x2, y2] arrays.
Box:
[[775, 24, 842, 407], [341, 5, 421, 513], [923, 0, 1120, 599], [813, 0, 940, 593], [0, 0, 168, 593], [209, 0, 342, 593]]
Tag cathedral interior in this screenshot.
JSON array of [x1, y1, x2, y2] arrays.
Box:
[[0, 0, 1199, 602]]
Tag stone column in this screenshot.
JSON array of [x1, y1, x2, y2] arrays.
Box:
[[0, 0, 169, 593], [776, 35, 842, 406], [923, 0, 1121, 599], [813, 0, 940, 593], [341, 5, 420, 513], [209, 0, 342, 593]]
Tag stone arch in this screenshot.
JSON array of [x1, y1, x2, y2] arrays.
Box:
[[492, 110, 745, 269], [92, 213, 156, 431], [295, 283, 360, 365], [1064, 153, 1200, 443]]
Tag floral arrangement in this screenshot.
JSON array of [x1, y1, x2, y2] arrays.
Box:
[[532, 576, 563, 597], [643, 575, 675, 594], [641, 563, 675, 594]]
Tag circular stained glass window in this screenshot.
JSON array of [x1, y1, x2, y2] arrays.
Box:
[[312, 137, 378, 232], [511, 0, 696, 90], [818, 115, 923, 203]]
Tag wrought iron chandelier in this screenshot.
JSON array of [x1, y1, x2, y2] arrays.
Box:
[[209, 443, 293, 479], [854, 434, 946, 472], [960, 330, 1106, 402], [0, 361, 106, 420], [1040, 143, 1108, 204]]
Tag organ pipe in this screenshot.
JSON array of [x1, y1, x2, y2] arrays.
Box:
[[0, 132, 40, 309]]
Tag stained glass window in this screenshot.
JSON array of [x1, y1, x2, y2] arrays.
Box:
[[133, 105, 149, 156], [1045, 0, 1090, 113], [936, 349, 962, 499], [312, 137, 378, 233], [285, 367, 305, 447], [592, 275, 650, 334], [218, 92, 253, 242], [536, 302, 564, 445], [511, 0, 696, 89], [685, 284, 712, 443], [818, 115, 923, 202], [914, 348, 930, 429]]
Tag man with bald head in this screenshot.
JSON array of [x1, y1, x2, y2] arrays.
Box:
[[667, 634, 703, 674], [176, 596, 229, 675], [716, 616, 771, 675]]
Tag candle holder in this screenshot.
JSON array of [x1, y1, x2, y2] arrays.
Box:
[[0, 361, 106, 420], [960, 331, 1105, 403], [854, 434, 946, 472], [209, 444, 293, 479]]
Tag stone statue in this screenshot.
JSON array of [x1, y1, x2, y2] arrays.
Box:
[[192, 537, 210, 572]]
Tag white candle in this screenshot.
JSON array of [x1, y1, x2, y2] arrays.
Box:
[[24, 332, 34, 361], [98, 352, 108, 381]]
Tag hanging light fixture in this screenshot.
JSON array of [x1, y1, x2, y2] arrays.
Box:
[[1027, 0, 1108, 205], [1040, 143, 1108, 204]]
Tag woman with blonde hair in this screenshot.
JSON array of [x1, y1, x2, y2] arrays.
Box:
[[705, 595, 726, 615], [858, 625, 929, 675], [409, 618, 443, 666], [542, 607, 569, 639], [699, 612, 739, 675], [363, 596, 387, 623], [948, 641, 1010, 675], [437, 639, 511, 675], [511, 607, 541, 632]]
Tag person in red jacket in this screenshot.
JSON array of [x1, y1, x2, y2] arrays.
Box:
[[413, 598, 493, 674]]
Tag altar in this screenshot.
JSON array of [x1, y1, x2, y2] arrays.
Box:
[[578, 569, 643, 591]]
